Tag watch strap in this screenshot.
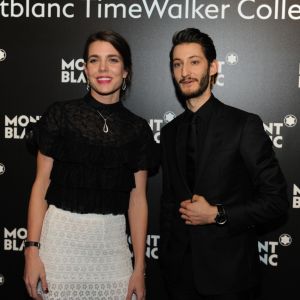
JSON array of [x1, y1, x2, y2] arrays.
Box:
[[24, 241, 41, 249]]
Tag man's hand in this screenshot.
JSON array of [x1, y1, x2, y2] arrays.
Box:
[[179, 194, 218, 225]]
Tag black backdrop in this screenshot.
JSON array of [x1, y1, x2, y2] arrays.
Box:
[[1, 0, 299, 299]]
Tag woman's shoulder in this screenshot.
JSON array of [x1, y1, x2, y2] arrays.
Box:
[[121, 106, 150, 129], [42, 98, 86, 117]]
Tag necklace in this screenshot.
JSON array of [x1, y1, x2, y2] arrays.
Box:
[[96, 110, 112, 133]]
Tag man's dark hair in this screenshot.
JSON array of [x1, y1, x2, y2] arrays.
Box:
[[170, 28, 217, 85], [83, 30, 132, 97]]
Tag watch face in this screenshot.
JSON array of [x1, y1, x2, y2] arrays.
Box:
[[215, 205, 227, 225], [216, 213, 227, 225]]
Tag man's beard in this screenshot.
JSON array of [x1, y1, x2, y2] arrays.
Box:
[[176, 70, 210, 101]]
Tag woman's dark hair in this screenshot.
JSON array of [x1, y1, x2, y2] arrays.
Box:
[[83, 30, 132, 96], [169, 28, 218, 85]]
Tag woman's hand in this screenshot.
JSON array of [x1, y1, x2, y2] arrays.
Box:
[[23, 248, 48, 299], [126, 269, 146, 300]]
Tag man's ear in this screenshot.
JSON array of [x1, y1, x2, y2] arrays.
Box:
[[209, 59, 218, 76]]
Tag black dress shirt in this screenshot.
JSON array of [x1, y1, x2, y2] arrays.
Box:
[[185, 95, 215, 192]]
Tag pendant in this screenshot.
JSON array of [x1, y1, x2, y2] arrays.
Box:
[[96, 110, 111, 133], [103, 121, 109, 133]]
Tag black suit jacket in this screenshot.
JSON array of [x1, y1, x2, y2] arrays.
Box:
[[159, 97, 288, 295]]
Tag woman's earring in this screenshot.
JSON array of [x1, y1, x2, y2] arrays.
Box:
[[86, 79, 90, 91], [121, 78, 126, 91]]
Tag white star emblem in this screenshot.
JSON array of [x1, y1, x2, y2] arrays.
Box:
[[163, 111, 176, 123], [226, 52, 238, 65], [0, 274, 4, 285], [0, 163, 5, 175], [279, 233, 292, 246], [0, 49, 6, 61], [284, 114, 297, 127]]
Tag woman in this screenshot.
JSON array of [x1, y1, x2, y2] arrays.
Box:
[[23, 30, 156, 300]]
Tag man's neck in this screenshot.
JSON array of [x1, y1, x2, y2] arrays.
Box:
[[186, 90, 212, 112]]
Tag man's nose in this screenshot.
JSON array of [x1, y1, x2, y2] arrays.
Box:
[[181, 63, 190, 77]]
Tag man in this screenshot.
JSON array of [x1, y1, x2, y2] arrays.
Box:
[[159, 28, 288, 300]]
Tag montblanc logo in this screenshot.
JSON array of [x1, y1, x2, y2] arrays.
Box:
[[4, 115, 41, 139], [0, 49, 6, 61], [284, 114, 297, 127], [128, 234, 159, 260], [263, 114, 297, 148], [279, 233, 292, 247], [149, 111, 176, 143], [217, 52, 239, 87], [0, 163, 5, 175], [61, 58, 86, 83], [3, 227, 27, 251], [145, 235, 159, 259], [226, 52, 238, 65], [293, 184, 300, 209], [258, 233, 292, 267], [163, 111, 176, 123]]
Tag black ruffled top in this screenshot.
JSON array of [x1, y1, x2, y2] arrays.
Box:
[[34, 94, 158, 214]]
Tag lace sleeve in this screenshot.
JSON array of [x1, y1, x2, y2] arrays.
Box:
[[131, 120, 159, 176], [35, 102, 63, 158]]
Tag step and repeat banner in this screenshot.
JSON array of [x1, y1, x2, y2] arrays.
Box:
[[1, 0, 299, 299]]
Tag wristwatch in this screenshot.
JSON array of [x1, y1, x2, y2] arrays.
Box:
[[214, 204, 227, 225]]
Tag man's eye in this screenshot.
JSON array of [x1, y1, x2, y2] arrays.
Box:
[[191, 60, 199, 65], [173, 62, 181, 68]]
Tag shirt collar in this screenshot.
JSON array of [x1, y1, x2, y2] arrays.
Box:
[[84, 93, 123, 112], [184, 94, 215, 122]]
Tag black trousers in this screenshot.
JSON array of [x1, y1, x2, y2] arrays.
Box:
[[164, 247, 258, 300], [166, 285, 256, 300]]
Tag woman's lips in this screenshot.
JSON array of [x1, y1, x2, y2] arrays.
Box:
[[96, 76, 112, 84]]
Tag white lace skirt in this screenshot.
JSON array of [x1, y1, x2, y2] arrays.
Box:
[[37, 205, 133, 300]]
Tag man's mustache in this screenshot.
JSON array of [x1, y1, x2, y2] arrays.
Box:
[[179, 77, 198, 84]]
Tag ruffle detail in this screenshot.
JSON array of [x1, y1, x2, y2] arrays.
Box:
[[50, 161, 135, 191], [37, 129, 159, 173], [129, 140, 160, 176], [25, 122, 39, 156], [127, 121, 160, 176], [46, 185, 129, 215], [47, 136, 133, 166], [37, 127, 60, 158]]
